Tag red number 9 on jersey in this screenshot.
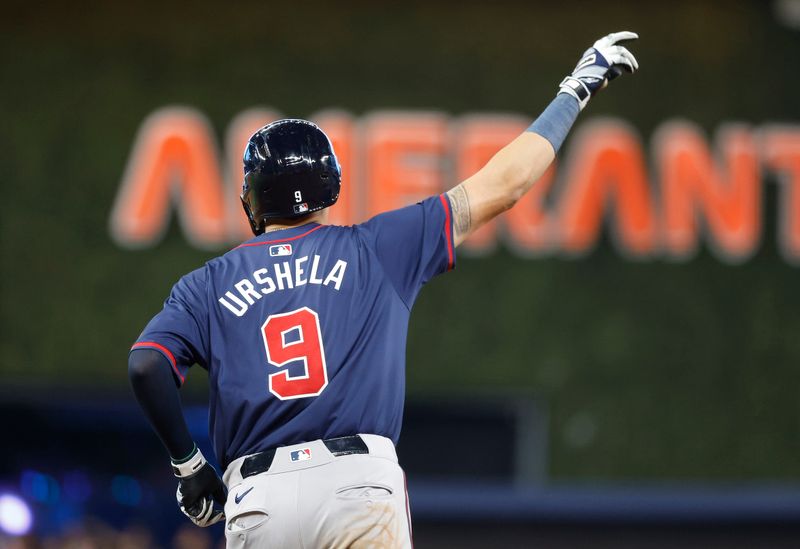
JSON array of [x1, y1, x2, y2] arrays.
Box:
[[261, 307, 329, 400]]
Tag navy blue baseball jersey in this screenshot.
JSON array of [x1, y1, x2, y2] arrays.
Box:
[[132, 195, 455, 467]]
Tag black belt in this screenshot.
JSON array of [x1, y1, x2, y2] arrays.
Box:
[[240, 435, 369, 479]]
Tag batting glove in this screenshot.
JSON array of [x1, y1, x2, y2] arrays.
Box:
[[172, 446, 227, 527], [559, 31, 639, 110]]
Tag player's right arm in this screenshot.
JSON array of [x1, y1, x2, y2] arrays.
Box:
[[446, 31, 639, 246], [128, 350, 227, 527], [128, 268, 227, 527]]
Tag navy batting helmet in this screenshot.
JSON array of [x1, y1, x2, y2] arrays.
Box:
[[241, 119, 342, 236]]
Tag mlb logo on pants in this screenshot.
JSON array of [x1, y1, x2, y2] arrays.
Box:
[[290, 448, 312, 462]]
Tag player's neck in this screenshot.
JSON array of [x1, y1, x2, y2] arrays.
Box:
[[262, 210, 328, 234]]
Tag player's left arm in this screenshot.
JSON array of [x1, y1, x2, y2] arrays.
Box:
[[446, 31, 639, 246]]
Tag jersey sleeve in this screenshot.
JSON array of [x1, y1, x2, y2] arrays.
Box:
[[131, 266, 210, 385], [360, 194, 455, 306]]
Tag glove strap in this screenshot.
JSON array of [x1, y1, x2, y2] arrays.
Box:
[[171, 446, 206, 478], [558, 77, 591, 111]]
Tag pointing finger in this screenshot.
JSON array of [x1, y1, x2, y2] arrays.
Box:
[[607, 31, 639, 45], [596, 31, 639, 49]]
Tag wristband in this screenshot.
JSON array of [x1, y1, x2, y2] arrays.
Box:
[[527, 93, 581, 153], [171, 446, 206, 478]]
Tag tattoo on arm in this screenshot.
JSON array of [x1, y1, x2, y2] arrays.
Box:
[[446, 184, 472, 241]]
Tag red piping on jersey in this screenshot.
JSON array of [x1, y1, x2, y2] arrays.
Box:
[[439, 194, 454, 271], [131, 341, 185, 384], [235, 224, 325, 249]]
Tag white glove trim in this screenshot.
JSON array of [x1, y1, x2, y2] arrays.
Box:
[[171, 447, 207, 478], [559, 77, 591, 110]]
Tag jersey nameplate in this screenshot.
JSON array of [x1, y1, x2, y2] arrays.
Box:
[[218, 255, 348, 317]]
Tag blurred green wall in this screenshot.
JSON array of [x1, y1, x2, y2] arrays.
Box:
[[2, 0, 798, 480]]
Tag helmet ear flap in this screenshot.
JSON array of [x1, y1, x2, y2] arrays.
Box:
[[241, 196, 264, 236]]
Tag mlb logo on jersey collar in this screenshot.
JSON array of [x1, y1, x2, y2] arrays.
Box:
[[290, 448, 312, 462], [270, 244, 293, 257]]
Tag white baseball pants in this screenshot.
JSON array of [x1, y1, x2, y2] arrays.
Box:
[[223, 434, 413, 548]]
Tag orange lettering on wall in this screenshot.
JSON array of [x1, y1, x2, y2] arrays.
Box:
[[454, 116, 528, 254], [657, 122, 760, 262], [557, 120, 657, 257], [110, 108, 227, 248], [311, 111, 357, 226], [225, 108, 282, 240], [363, 112, 448, 217], [761, 126, 800, 262]]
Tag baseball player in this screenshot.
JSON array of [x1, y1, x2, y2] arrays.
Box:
[[128, 32, 638, 548]]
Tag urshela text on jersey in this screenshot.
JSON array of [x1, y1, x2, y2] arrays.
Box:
[[218, 255, 348, 317]]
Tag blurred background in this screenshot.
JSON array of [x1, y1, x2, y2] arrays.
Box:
[[3, 0, 800, 547]]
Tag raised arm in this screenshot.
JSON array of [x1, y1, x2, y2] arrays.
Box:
[[447, 31, 639, 246]]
